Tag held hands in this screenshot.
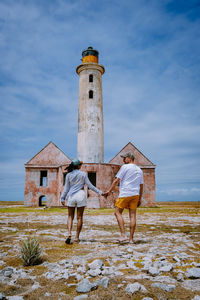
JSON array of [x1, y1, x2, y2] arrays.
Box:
[[61, 201, 65, 206], [102, 191, 110, 197]]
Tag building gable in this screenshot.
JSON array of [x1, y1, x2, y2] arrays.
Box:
[[109, 142, 155, 167], [25, 141, 71, 166]]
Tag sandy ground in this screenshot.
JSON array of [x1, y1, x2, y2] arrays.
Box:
[[0, 202, 199, 299]]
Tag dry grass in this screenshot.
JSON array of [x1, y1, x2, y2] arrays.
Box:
[[0, 201, 199, 299]]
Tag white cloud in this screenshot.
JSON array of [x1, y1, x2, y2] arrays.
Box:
[[159, 187, 200, 196]]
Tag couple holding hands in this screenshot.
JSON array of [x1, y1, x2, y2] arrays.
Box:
[[61, 152, 143, 245]]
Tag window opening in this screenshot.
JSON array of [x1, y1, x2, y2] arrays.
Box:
[[89, 90, 93, 99], [89, 74, 93, 82], [40, 170, 47, 186], [63, 173, 67, 185], [88, 172, 96, 187], [39, 195, 47, 207]]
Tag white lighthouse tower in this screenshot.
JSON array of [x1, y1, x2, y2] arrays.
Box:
[[76, 47, 105, 163]]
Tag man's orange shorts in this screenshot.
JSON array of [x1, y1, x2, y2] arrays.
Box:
[[115, 195, 139, 210]]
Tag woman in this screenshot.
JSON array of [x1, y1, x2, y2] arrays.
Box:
[[61, 159, 102, 244]]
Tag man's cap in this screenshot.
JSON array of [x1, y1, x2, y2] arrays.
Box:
[[120, 152, 135, 160], [71, 159, 83, 166]]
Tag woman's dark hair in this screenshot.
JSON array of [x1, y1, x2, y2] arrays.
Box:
[[66, 163, 79, 173]]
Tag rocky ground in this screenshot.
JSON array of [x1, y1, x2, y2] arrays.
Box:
[[0, 202, 199, 300]]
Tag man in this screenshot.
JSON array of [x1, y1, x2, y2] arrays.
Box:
[[105, 152, 143, 244]]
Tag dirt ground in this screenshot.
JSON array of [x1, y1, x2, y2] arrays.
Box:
[[0, 201, 199, 299]]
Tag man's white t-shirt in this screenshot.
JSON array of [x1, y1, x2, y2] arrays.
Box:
[[116, 163, 143, 198]]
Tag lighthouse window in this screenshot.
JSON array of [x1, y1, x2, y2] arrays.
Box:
[[89, 90, 93, 99], [89, 74, 93, 82], [88, 172, 96, 187]]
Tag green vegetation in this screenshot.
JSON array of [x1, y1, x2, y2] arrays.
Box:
[[20, 236, 43, 266]]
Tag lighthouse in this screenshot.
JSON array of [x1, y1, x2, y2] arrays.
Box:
[[76, 47, 105, 163]]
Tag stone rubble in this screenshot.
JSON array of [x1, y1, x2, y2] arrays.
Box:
[[186, 268, 200, 279], [0, 206, 199, 299], [126, 282, 147, 294], [151, 282, 176, 292]]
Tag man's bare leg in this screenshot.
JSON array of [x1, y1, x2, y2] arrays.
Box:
[[114, 207, 127, 241], [75, 206, 85, 242], [67, 206, 75, 238], [129, 209, 137, 243]]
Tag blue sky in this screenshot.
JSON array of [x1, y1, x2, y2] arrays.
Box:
[[0, 0, 200, 202]]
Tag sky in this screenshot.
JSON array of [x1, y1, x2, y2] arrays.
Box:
[[0, 0, 200, 202]]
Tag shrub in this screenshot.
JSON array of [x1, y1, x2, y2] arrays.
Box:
[[20, 236, 43, 266]]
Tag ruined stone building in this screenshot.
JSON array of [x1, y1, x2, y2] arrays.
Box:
[[24, 47, 156, 207]]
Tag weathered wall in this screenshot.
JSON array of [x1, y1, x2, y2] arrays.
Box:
[[24, 142, 70, 207], [25, 163, 156, 207], [24, 167, 60, 207], [142, 168, 156, 206]]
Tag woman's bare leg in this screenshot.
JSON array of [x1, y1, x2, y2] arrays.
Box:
[[75, 206, 85, 242], [67, 206, 75, 237]]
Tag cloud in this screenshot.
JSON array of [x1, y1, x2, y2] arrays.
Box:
[[159, 187, 200, 196]]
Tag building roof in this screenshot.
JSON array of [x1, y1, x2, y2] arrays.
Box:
[[25, 141, 71, 167], [109, 142, 155, 167]]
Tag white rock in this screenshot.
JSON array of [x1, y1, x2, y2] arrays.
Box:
[[126, 282, 147, 294], [191, 296, 200, 300], [183, 279, 200, 291], [114, 271, 124, 276], [32, 281, 40, 290], [102, 267, 115, 275], [142, 298, 153, 300], [0, 293, 6, 300], [62, 270, 69, 280], [179, 252, 189, 260], [74, 295, 88, 300], [126, 260, 138, 270], [116, 263, 127, 269], [152, 275, 176, 284], [186, 268, 200, 279], [159, 264, 173, 272], [127, 247, 133, 253], [152, 282, 176, 292], [176, 273, 184, 282], [88, 268, 101, 277], [76, 274, 84, 281], [88, 259, 103, 270], [77, 266, 86, 274], [94, 277, 110, 288], [59, 259, 70, 265], [148, 267, 160, 276], [68, 283, 76, 287], [0, 267, 13, 277], [44, 271, 55, 279], [76, 278, 97, 293], [8, 297, 24, 300], [173, 256, 181, 263]]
